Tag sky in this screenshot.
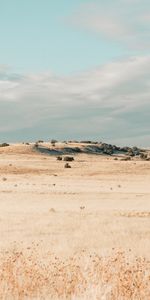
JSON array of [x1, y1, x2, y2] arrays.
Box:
[[0, 0, 150, 146]]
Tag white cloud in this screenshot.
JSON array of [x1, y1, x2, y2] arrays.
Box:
[[70, 0, 150, 50], [0, 55, 150, 146]]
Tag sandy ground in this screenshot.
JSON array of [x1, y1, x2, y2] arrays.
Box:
[[0, 143, 150, 258]]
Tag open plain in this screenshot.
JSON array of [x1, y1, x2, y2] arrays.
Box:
[[0, 142, 150, 299]]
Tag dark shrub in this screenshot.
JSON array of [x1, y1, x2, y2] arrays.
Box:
[[0, 143, 9, 147], [57, 156, 62, 161], [121, 156, 131, 161], [51, 139, 57, 146], [127, 149, 134, 157], [64, 163, 71, 168], [37, 140, 44, 143], [140, 153, 148, 159], [34, 142, 39, 148], [80, 141, 92, 144], [63, 156, 74, 161]]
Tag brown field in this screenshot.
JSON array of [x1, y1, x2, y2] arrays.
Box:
[[0, 143, 150, 299]]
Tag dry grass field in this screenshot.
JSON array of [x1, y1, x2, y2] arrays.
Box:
[[0, 143, 150, 299]]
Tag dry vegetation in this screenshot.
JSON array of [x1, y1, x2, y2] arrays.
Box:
[[0, 143, 150, 299], [118, 211, 150, 218], [1, 247, 150, 300]]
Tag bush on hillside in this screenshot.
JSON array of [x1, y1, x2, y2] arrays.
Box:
[[0, 143, 9, 147]]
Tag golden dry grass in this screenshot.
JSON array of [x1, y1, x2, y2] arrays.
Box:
[[118, 211, 150, 218], [0, 247, 150, 300], [0, 144, 150, 299]]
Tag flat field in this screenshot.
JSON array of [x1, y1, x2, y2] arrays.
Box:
[[0, 143, 150, 299]]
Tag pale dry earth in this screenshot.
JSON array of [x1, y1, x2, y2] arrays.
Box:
[[0, 143, 150, 299]]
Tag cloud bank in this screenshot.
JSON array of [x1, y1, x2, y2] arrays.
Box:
[[0, 55, 150, 146], [70, 0, 150, 50]]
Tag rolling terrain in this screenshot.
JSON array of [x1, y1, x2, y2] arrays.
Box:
[[0, 142, 150, 299]]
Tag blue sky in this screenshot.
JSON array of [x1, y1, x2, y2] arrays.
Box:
[[0, 0, 127, 74], [0, 0, 150, 145]]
